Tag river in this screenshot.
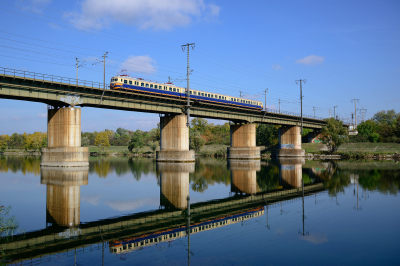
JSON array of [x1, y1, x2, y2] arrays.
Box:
[[0, 156, 399, 265]]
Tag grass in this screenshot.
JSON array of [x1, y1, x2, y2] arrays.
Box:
[[302, 143, 400, 155]]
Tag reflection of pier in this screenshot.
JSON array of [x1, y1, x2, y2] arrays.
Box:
[[157, 162, 194, 209], [41, 167, 88, 227], [279, 158, 305, 188], [228, 160, 261, 195], [1, 181, 324, 264]]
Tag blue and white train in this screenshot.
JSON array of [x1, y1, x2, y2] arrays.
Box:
[[110, 75, 263, 110]]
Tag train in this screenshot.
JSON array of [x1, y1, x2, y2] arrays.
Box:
[[110, 75, 263, 110], [109, 207, 264, 254]]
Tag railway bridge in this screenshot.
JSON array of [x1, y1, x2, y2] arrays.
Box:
[[0, 67, 331, 164]]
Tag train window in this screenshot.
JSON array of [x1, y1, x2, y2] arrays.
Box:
[[155, 85, 158, 89], [146, 83, 149, 87], [124, 80, 127, 84], [150, 84, 153, 88], [129, 80, 132, 84], [173, 88, 176, 92], [194, 91, 197, 95], [169, 87, 172, 91], [150, 239, 153, 243], [141, 83, 144, 86]]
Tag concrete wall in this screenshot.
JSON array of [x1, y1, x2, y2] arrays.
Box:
[[230, 124, 256, 147], [229, 160, 261, 194], [160, 114, 189, 151], [47, 107, 81, 147], [308, 131, 322, 143], [279, 158, 305, 188], [279, 126, 302, 149]]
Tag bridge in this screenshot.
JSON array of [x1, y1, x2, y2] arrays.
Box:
[[0, 67, 330, 164]]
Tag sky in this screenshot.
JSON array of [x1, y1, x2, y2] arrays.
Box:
[[0, 0, 399, 134]]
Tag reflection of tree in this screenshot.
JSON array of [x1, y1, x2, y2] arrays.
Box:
[[93, 159, 110, 178], [319, 162, 351, 196], [358, 169, 399, 195], [256, 163, 280, 191], [189, 158, 231, 193], [0, 156, 41, 176], [128, 158, 156, 181], [0, 202, 21, 245]]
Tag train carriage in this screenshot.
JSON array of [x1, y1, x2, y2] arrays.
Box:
[[110, 75, 263, 110]]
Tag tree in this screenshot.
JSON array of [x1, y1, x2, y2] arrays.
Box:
[[372, 109, 399, 126], [148, 141, 158, 152], [23, 132, 47, 151], [191, 118, 209, 134], [256, 124, 279, 147], [81, 136, 90, 147], [0, 135, 10, 152], [95, 131, 110, 151], [128, 130, 145, 153], [190, 130, 205, 152], [320, 118, 349, 153]]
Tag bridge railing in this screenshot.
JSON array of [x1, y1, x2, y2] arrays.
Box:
[[265, 108, 325, 121], [0, 67, 110, 90]]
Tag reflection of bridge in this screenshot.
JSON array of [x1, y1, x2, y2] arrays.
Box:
[[1, 164, 325, 263]]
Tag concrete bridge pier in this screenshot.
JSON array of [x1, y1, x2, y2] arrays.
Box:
[[228, 160, 261, 195], [277, 126, 305, 157], [157, 162, 195, 209], [41, 166, 88, 227], [278, 158, 305, 188], [41, 107, 89, 167], [227, 123, 260, 160], [156, 114, 195, 162], [308, 131, 323, 143]]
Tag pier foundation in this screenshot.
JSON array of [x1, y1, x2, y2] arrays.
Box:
[[228, 160, 261, 195]]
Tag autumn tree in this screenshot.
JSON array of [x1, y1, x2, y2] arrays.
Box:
[[95, 131, 110, 151], [0, 135, 10, 152]]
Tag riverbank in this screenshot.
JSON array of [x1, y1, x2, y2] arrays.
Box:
[[1, 143, 399, 159]]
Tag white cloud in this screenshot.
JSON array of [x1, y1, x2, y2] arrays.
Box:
[[106, 198, 158, 211], [82, 195, 101, 206], [120, 55, 156, 75], [295, 55, 325, 66], [272, 64, 282, 70], [299, 234, 328, 245], [37, 113, 47, 118], [67, 0, 220, 30]]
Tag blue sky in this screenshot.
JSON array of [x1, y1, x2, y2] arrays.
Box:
[[0, 0, 399, 134]]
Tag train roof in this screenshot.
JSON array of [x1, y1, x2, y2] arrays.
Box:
[[112, 75, 262, 104]]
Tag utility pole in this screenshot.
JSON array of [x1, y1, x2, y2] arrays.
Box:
[[329, 109, 331, 118], [351, 113, 354, 128], [313, 106, 316, 119], [181, 43, 195, 127], [239, 91, 243, 98], [295, 79, 306, 134], [278, 99, 283, 113], [263, 88, 268, 111], [75, 58, 86, 85], [359, 106, 367, 122], [333, 105, 338, 119], [92, 52, 108, 105], [351, 99, 360, 128]]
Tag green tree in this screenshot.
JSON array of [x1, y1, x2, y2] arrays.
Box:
[[191, 118, 209, 134], [320, 118, 349, 153], [372, 109, 399, 126], [256, 124, 279, 147], [95, 131, 110, 151], [128, 130, 145, 153], [190, 130, 205, 152], [81, 136, 90, 147], [148, 141, 158, 152]]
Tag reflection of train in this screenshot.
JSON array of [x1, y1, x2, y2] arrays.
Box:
[[110, 75, 263, 110], [109, 207, 264, 254]]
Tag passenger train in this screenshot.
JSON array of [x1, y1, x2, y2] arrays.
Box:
[[109, 207, 264, 254], [110, 75, 263, 110]]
